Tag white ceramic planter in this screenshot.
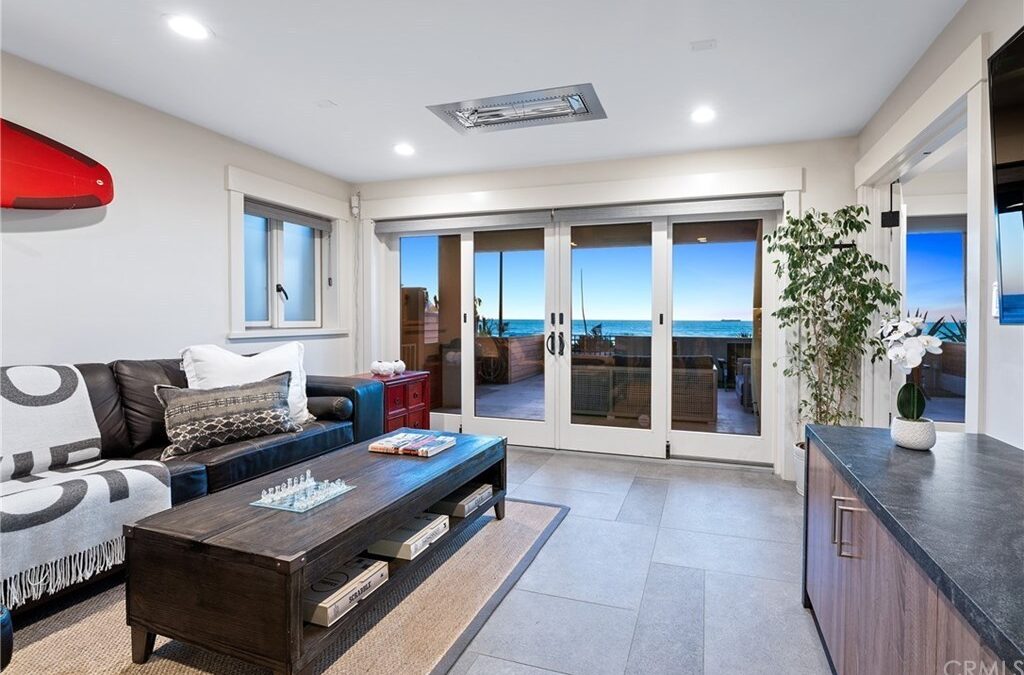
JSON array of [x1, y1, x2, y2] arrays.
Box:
[[890, 417, 936, 451], [793, 442, 806, 495]]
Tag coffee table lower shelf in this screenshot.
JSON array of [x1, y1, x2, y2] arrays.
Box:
[[299, 491, 506, 661]]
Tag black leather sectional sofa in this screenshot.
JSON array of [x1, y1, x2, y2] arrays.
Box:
[[80, 359, 384, 504]]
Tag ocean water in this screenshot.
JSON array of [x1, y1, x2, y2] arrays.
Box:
[[487, 319, 755, 338], [484, 319, 966, 339]]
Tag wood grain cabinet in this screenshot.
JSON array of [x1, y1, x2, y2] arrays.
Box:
[[378, 371, 431, 431], [805, 440, 1005, 674]]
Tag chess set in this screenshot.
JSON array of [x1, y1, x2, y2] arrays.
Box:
[[251, 469, 356, 513]]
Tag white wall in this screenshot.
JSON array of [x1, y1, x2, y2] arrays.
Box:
[[1, 55, 357, 375], [360, 138, 858, 214], [857, 0, 1024, 448], [859, 0, 1023, 155]]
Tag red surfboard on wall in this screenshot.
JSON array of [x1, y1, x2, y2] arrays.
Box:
[[1, 119, 114, 209]]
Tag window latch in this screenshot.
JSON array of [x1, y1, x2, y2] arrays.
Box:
[[275, 283, 289, 300]]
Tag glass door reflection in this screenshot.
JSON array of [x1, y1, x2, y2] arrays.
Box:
[[671, 220, 761, 436], [473, 229, 547, 421], [569, 223, 653, 429]]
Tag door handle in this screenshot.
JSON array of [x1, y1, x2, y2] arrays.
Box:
[[836, 505, 866, 558], [830, 495, 852, 544], [546, 332, 556, 355], [557, 332, 565, 356]]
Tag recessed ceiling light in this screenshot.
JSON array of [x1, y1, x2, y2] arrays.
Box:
[[697, 236, 709, 243], [691, 106, 716, 124], [393, 142, 415, 156], [165, 15, 211, 40]]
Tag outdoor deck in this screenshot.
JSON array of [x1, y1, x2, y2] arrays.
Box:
[[473, 373, 760, 436]]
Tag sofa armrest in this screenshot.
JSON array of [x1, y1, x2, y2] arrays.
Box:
[[306, 376, 384, 443]]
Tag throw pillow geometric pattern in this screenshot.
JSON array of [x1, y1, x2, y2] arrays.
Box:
[[156, 372, 300, 461]]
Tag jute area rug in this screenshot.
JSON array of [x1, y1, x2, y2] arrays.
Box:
[[7, 499, 566, 675]]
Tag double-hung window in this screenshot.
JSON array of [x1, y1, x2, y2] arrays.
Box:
[[243, 199, 330, 329]]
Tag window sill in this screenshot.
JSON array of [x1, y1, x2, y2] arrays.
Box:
[[227, 327, 349, 341]]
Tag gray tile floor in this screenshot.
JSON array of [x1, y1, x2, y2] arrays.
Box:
[[450, 446, 830, 675]]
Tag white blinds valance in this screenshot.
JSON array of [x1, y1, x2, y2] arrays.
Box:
[[244, 198, 334, 233]]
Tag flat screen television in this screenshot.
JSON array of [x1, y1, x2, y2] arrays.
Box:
[[990, 26, 1024, 324]]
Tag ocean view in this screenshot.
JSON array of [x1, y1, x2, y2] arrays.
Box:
[[491, 319, 755, 338], [486, 319, 964, 339]]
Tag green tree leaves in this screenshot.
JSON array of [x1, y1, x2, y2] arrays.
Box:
[[765, 206, 901, 427]]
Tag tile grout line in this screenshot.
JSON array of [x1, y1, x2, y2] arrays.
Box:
[[612, 474, 639, 521], [474, 653, 574, 675], [702, 569, 708, 675], [621, 545, 657, 673], [655, 521, 802, 546], [519, 481, 634, 499], [653, 559, 803, 586], [511, 586, 643, 614]]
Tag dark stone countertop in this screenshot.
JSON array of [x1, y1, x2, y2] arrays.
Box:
[[806, 425, 1024, 666]]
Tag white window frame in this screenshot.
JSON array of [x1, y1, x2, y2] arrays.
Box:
[[227, 166, 350, 341], [243, 202, 325, 329]]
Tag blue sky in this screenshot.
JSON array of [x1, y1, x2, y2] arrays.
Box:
[[673, 241, 756, 321], [905, 232, 966, 319], [401, 234, 763, 321]]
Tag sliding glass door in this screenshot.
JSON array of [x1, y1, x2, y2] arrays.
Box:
[[391, 203, 778, 464], [461, 227, 558, 448], [555, 219, 669, 457], [666, 216, 774, 464]]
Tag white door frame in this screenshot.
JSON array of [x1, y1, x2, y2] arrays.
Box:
[[553, 216, 669, 459], [666, 209, 782, 465]]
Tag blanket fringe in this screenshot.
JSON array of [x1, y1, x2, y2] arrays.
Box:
[[1, 537, 125, 609]]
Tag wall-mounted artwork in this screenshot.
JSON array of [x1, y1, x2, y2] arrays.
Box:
[[0, 119, 114, 209]]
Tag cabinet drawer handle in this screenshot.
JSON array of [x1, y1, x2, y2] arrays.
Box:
[[836, 505, 867, 559], [830, 495, 852, 544]]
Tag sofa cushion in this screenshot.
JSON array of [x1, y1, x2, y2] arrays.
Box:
[[155, 373, 299, 461], [307, 395, 353, 421], [181, 343, 314, 424], [131, 447, 208, 505], [111, 359, 186, 450], [164, 420, 353, 492], [77, 363, 133, 456]]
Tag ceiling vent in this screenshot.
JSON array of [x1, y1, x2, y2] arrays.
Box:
[[428, 83, 606, 135]]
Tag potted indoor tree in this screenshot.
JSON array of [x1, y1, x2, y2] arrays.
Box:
[[765, 206, 901, 492], [879, 314, 943, 450]]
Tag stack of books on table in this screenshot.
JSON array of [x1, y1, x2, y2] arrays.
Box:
[[302, 556, 388, 627], [368, 431, 456, 457], [368, 513, 450, 560]]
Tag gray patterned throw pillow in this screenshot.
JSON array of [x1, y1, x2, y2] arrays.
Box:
[[155, 372, 300, 461]]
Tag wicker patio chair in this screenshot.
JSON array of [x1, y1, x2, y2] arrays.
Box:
[[671, 356, 718, 425]]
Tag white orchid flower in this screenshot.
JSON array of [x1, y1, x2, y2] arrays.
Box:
[[902, 336, 926, 369], [917, 334, 943, 354], [886, 344, 908, 373], [908, 315, 925, 329]]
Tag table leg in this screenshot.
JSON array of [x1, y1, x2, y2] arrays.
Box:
[[131, 625, 155, 663], [494, 496, 506, 520]]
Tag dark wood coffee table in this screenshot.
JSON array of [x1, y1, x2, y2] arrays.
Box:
[[125, 430, 506, 675]]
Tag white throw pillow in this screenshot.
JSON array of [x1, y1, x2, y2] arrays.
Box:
[[180, 342, 314, 424]]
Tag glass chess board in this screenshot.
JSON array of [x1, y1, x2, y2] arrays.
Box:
[[251, 469, 356, 513]]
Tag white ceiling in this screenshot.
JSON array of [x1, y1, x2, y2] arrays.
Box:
[[1, 0, 966, 183]]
